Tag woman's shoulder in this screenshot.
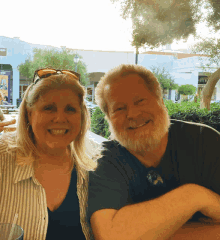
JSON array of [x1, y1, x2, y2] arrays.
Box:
[[0, 132, 17, 154]]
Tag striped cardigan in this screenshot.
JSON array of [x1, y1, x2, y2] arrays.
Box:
[[0, 138, 92, 240]]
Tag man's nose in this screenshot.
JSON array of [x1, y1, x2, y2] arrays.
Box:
[[127, 106, 141, 119]]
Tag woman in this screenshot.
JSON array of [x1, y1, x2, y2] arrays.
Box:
[[0, 68, 97, 240]]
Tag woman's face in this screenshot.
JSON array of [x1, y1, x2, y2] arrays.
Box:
[[28, 89, 82, 155]]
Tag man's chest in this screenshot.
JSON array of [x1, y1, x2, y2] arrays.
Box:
[[128, 167, 180, 204]]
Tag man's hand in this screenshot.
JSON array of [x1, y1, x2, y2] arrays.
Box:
[[198, 186, 220, 223]]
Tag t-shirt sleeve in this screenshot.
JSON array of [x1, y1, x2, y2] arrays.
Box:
[[199, 125, 220, 193], [176, 121, 220, 193], [87, 142, 132, 222]]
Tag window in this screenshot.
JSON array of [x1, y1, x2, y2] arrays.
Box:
[[19, 85, 28, 98]]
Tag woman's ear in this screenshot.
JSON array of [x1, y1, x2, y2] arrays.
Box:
[[27, 110, 32, 125]]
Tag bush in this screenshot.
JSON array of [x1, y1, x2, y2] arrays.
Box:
[[178, 84, 196, 95], [90, 107, 110, 139], [165, 100, 220, 132], [90, 101, 220, 138]]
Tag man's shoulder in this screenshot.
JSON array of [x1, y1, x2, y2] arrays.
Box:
[[170, 119, 220, 135], [170, 119, 220, 144], [98, 140, 134, 167], [91, 140, 136, 182], [100, 139, 124, 153]]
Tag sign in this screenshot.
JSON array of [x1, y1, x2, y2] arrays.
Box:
[[0, 48, 7, 56], [0, 75, 8, 100]]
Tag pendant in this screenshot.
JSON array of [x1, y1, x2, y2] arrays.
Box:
[[146, 170, 164, 186]]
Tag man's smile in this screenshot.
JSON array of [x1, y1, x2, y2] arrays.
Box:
[[128, 120, 151, 130]]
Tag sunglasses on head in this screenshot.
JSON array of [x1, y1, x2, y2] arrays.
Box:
[[33, 68, 81, 84]]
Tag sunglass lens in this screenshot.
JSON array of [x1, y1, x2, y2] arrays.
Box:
[[62, 71, 79, 80], [37, 69, 56, 78]]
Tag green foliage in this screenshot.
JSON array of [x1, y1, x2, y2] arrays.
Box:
[[150, 66, 179, 90], [165, 100, 220, 131], [90, 107, 111, 139], [164, 99, 203, 116], [111, 0, 220, 49], [178, 84, 196, 95], [90, 100, 220, 138], [191, 37, 220, 69], [18, 48, 89, 86]]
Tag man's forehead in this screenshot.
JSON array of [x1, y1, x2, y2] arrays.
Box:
[[104, 77, 149, 97]]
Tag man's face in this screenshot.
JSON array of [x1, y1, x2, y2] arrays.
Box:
[[104, 74, 170, 153]]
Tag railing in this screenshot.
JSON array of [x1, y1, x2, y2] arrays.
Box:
[[88, 131, 106, 149]]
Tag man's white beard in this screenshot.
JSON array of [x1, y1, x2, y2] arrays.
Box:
[[109, 106, 171, 154]]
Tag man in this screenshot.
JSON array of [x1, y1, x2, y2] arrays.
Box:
[[87, 64, 220, 240]]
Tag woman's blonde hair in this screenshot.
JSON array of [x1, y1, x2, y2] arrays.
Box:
[[2, 74, 97, 171], [95, 64, 163, 117]]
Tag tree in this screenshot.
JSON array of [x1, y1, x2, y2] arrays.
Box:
[[150, 66, 179, 90], [178, 84, 197, 96], [111, 0, 220, 110], [18, 48, 89, 86], [111, 0, 220, 49], [191, 38, 220, 110]]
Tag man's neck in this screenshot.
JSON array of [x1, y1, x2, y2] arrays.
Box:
[[128, 133, 168, 168]]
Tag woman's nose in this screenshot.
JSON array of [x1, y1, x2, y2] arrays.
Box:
[[53, 110, 67, 122]]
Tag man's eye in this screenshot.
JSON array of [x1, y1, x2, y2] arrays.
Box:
[[137, 99, 146, 104], [115, 107, 125, 112]]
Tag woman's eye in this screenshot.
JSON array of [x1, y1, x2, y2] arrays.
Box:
[[44, 106, 54, 111], [67, 106, 76, 112]]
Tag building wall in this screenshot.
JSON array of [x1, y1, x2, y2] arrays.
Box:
[[71, 49, 134, 73], [0, 36, 219, 104], [172, 56, 219, 99], [138, 53, 175, 72]]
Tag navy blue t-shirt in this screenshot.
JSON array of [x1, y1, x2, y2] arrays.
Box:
[[87, 119, 220, 222], [46, 168, 85, 240]]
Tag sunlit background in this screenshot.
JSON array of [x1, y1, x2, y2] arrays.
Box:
[[2, 0, 218, 52]]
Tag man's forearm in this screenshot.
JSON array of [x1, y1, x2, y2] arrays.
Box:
[[109, 184, 205, 240]]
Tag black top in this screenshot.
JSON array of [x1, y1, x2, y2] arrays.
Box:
[[46, 168, 85, 240], [88, 119, 220, 223]]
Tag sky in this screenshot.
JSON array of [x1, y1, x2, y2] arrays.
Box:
[[1, 0, 218, 53]]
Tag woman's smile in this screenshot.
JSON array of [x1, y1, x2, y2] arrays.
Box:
[[47, 129, 69, 135]]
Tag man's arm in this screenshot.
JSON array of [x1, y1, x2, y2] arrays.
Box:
[[91, 184, 220, 240]]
